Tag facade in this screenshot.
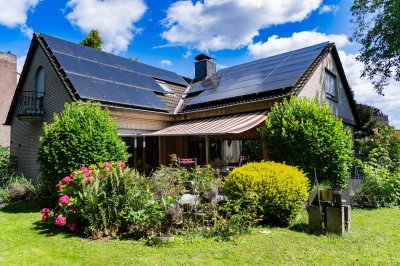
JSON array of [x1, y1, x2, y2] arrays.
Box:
[[6, 34, 358, 179], [0, 52, 17, 147]]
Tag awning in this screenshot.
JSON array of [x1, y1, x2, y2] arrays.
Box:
[[147, 110, 267, 139]]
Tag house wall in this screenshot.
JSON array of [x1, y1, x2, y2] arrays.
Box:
[[10, 45, 72, 179], [298, 52, 356, 126], [0, 52, 17, 147]]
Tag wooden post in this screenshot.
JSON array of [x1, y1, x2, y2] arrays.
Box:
[[205, 135, 210, 165], [134, 136, 137, 168], [142, 136, 146, 172]]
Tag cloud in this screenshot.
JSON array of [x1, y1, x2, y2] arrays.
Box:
[[0, 0, 39, 37], [183, 49, 192, 58], [248, 30, 349, 58], [65, 0, 147, 53], [339, 51, 400, 129], [161, 0, 322, 51], [217, 64, 229, 70], [319, 4, 339, 15], [17, 55, 27, 73], [160, 59, 172, 66]]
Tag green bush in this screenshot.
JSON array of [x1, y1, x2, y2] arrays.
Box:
[[243, 140, 263, 162], [0, 146, 16, 185], [38, 101, 129, 194], [223, 161, 309, 226], [261, 97, 354, 189]]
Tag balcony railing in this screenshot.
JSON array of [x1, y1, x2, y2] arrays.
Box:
[[16, 91, 44, 118]]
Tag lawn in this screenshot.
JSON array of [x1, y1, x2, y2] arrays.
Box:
[[0, 200, 399, 265]]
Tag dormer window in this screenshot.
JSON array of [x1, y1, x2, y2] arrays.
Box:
[[156, 80, 174, 94], [324, 70, 337, 100]]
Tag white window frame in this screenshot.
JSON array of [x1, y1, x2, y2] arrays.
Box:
[[156, 80, 174, 94], [324, 69, 338, 101]]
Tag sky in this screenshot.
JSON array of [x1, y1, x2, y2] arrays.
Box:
[[0, 0, 398, 128]]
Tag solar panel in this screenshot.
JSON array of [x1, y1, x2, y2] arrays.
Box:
[[66, 73, 169, 111], [187, 42, 328, 107], [42, 34, 188, 86]]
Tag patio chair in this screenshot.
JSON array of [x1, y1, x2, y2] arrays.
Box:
[[178, 158, 197, 170], [239, 155, 249, 167]]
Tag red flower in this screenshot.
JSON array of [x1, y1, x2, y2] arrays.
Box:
[[71, 206, 77, 212], [54, 215, 67, 226], [103, 162, 112, 169], [85, 176, 94, 184], [69, 223, 77, 232], [41, 208, 50, 215], [117, 161, 126, 169], [55, 184, 63, 191], [42, 214, 49, 222], [59, 195, 70, 206], [80, 166, 91, 177], [61, 176, 74, 186]]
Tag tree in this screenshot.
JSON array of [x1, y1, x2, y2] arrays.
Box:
[[261, 97, 354, 189], [80, 30, 103, 50], [38, 101, 129, 194], [356, 103, 388, 138], [351, 0, 400, 95]]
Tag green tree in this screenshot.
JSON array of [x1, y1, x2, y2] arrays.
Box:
[[38, 101, 129, 194], [80, 30, 103, 50], [261, 97, 354, 189], [351, 0, 400, 94]]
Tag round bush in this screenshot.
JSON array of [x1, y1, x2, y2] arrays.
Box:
[[38, 101, 129, 193], [261, 97, 354, 189], [223, 161, 309, 226]]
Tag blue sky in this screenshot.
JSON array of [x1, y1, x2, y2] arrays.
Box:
[[0, 0, 398, 128]]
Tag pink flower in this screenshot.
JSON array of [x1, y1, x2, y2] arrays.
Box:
[[69, 223, 77, 232], [80, 166, 91, 177], [41, 208, 50, 215], [71, 206, 77, 212], [103, 162, 112, 169], [55, 184, 63, 191], [117, 161, 126, 169], [61, 176, 74, 186], [85, 176, 94, 184], [59, 195, 70, 206], [54, 215, 67, 226], [42, 214, 49, 222]]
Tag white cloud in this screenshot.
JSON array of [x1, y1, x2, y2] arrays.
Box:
[[17, 55, 27, 73], [65, 0, 147, 53], [160, 59, 172, 66], [0, 0, 39, 37], [161, 0, 322, 51], [248, 30, 349, 58], [339, 51, 400, 129], [183, 49, 192, 58], [217, 64, 229, 70], [319, 4, 339, 15]]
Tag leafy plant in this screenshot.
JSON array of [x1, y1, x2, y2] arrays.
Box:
[[223, 161, 309, 226], [243, 140, 263, 162], [38, 101, 129, 194], [261, 97, 354, 189], [80, 29, 103, 50], [0, 146, 17, 185]]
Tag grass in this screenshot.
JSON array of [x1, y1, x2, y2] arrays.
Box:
[[0, 200, 399, 265]]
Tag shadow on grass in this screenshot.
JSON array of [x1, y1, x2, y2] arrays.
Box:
[[289, 222, 325, 236], [31, 220, 78, 239], [0, 199, 53, 213]]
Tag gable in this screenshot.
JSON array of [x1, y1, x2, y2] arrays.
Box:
[[298, 49, 357, 125]]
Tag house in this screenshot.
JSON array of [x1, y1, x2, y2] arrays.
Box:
[[0, 51, 17, 147], [5, 34, 358, 179]]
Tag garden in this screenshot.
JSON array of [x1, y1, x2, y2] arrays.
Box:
[[1, 98, 399, 265]]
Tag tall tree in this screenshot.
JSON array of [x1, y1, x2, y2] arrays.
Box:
[[351, 0, 400, 95], [80, 30, 103, 50]]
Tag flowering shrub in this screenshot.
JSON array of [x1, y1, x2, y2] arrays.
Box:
[[41, 161, 128, 233]]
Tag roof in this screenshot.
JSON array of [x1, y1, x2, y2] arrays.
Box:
[[147, 110, 267, 139], [183, 42, 330, 112]]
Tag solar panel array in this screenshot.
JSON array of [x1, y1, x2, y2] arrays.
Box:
[[187, 42, 328, 106], [42, 34, 188, 111]]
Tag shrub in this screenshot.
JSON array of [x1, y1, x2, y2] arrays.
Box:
[[4, 174, 35, 202], [223, 161, 309, 226], [0, 146, 16, 185], [41, 162, 164, 238], [243, 140, 263, 162], [261, 97, 354, 189], [38, 101, 129, 194]]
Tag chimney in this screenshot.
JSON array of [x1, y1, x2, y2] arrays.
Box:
[[0, 51, 17, 147], [194, 54, 216, 82]]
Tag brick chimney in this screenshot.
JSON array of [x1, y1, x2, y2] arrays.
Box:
[[194, 54, 216, 82], [0, 52, 17, 146]]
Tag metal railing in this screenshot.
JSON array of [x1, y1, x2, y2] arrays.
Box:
[[16, 91, 44, 117]]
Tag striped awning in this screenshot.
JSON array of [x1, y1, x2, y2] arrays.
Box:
[[147, 110, 267, 138]]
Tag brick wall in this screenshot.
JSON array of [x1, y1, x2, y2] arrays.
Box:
[[10, 45, 72, 179], [0, 52, 17, 147]]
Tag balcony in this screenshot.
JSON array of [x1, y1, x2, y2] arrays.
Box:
[[16, 91, 44, 121]]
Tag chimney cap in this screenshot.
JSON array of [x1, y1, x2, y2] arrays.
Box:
[[195, 53, 214, 61]]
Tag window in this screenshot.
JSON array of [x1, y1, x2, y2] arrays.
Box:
[[156, 80, 173, 93], [36, 67, 45, 98], [324, 70, 337, 99]]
